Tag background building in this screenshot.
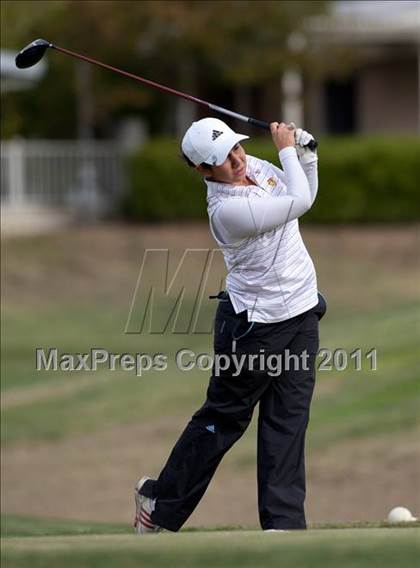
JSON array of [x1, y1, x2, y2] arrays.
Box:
[[306, 0, 420, 134]]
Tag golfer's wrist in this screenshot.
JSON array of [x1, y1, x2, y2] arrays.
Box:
[[279, 147, 298, 162]]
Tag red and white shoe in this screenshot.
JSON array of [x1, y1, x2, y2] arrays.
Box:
[[133, 476, 161, 534]]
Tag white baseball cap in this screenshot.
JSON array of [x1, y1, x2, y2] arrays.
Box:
[[181, 117, 249, 166]]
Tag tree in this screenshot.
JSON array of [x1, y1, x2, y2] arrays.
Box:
[[1, 0, 330, 139]]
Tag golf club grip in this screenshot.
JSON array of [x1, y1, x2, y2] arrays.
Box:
[[248, 117, 318, 151]]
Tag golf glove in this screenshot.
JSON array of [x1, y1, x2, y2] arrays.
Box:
[[289, 123, 318, 165]]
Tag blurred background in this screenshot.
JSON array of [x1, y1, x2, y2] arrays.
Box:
[[1, 0, 419, 529]]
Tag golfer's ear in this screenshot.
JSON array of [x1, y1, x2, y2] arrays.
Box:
[[196, 165, 209, 175]]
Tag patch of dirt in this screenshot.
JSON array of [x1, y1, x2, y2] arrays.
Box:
[[1, 223, 216, 307], [2, 223, 419, 309], [306, 428, 420, 524], [2, 419, 419, 527]]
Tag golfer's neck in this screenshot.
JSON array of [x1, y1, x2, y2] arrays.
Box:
[[207, 176, 254, 186]]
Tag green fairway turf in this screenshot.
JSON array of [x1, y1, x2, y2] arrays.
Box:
[[2, 525, 420, 568], [2, 301, 419, 447], [1, 514, 130, 538], [3, 514, 419, 537]]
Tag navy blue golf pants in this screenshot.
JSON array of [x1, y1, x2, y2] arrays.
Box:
[[141, 292, 327, 531]]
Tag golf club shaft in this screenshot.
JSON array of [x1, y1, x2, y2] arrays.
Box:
[[53, 44, 209, 107], [53, 44, 317, 149]]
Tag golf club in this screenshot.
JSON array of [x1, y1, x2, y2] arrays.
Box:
[[15, 38, 318, 151]]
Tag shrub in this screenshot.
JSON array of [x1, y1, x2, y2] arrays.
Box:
[[125, 137, 420, 223]]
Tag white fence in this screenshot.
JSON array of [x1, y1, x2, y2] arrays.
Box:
[[1, 139, 127, 217]]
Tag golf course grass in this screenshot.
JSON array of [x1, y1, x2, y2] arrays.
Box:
[[2, 515, 420, 568], [2, 225, 419, 557]]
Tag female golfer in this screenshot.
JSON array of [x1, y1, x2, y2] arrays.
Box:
[[134, 118, 326, 533]]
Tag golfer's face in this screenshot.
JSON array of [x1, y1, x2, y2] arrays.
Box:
[[211, 144, 247, 185]]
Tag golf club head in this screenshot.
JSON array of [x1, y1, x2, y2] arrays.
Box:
[[15, 38, 52, 69]]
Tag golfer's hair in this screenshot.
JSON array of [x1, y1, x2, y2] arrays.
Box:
[[180, 150, 212, 171]]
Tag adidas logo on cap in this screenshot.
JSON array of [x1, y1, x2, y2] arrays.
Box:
[[212, 129, 223, 141]]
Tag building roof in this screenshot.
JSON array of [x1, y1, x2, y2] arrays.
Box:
[[308, 0, 420, 45]]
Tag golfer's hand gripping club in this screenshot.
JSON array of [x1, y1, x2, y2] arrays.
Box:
[[248, 117, 318, 152], [288, 122, 318, 164], [270, 122, 296, 151]]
